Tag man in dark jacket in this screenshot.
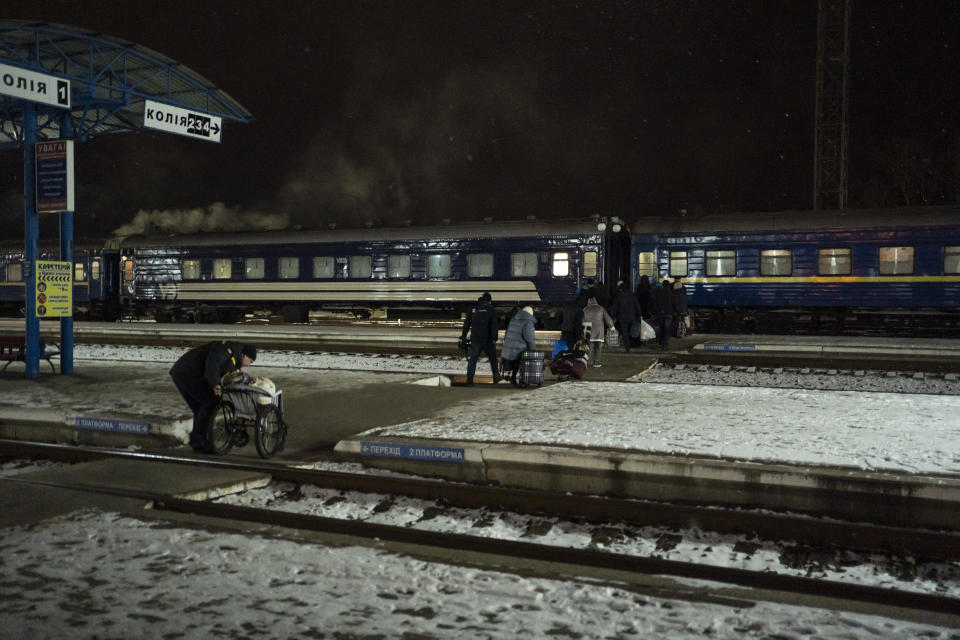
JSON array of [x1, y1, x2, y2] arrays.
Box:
[[170, 340, 257, 452], [560, 298, 584, 348], [608, 281, 643, 352], [460, 292, 500, 386], [651, 279, 679, 350]]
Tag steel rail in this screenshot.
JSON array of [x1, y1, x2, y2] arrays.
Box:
[[2, 472, 959, 618], [3, 439, 958, 561]]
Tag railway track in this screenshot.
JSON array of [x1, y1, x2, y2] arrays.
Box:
[[3, 440, 959, 620]]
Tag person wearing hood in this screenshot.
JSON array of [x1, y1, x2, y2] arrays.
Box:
[[559, 297, 584, 348], [460, 292, 500, 386], [500, 305, 537, 386], [582, 297, 615, 367], [608, 280, 643, 352], [170, 340, 257, 453]]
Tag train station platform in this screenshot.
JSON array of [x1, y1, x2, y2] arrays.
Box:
[[1, 335, 959, 530]]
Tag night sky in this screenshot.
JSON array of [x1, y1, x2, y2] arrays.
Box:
[[1, 1, 958, 239]]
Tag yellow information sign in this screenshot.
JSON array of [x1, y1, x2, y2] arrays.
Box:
[[35, 260, 72, 318]]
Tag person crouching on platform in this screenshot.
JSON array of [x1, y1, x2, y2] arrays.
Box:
[[460, 292, 500, 387], [170, 340, 257, 452]]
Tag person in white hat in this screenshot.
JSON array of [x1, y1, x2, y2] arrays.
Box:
[[500, 305, 537, 385]]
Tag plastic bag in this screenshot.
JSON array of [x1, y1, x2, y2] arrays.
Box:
[[640, 319, 657, 341], [551, 340, 568, 359]]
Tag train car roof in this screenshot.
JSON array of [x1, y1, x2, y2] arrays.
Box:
[[112, 219, 609, 248], [631, 206, 960, 235]]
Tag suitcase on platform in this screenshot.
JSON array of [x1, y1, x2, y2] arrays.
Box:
[[517, 350, 544, 388], [549, 352, 588, 381]]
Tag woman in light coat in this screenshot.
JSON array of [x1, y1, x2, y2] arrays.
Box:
[[501, 306, 537, 385]]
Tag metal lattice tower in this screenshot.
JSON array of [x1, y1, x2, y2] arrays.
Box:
[[813, 0, 850, 211]]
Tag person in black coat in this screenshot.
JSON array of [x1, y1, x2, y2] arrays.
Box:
[[170, 340, 257, 452], [608, 281, 643, 352], [460, 292, 500, 386], [651, 279, 680, 350], [560, 298, 584, 347], [636, 275, 654, 318]]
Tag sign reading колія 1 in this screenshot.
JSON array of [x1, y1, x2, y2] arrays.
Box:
[[36, 140, 75, 213], [0, 61, 71, 109], [143, 99, 222, 143], [35, 260, 72, 318]]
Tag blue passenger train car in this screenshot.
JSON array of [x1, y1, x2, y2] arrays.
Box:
[[120, 219, 631, 323], [0, 243, 105, 318], [630, 207, 960, 333]]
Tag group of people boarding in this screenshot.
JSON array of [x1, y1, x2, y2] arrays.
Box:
[[459, 276, 688, 385]]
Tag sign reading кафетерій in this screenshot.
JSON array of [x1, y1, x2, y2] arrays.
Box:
[[35, 260, 72, 318]]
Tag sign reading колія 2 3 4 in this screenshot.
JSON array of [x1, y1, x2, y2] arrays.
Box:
[[36, 140, 75, 213], [143, 99, 223, 143]]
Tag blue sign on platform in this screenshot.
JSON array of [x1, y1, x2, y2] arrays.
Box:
[[361, 441, 465, 463], [703, 344, 757, 352], [75, 416, 150, 434]]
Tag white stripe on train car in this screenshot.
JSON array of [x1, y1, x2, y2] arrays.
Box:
[[166, 280, 542, 302]]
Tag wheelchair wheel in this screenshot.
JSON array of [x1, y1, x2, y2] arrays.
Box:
[[208, 399, 237, 455], [254, 404, 286, 459]]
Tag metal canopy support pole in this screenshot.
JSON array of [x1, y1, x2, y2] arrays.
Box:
[[23, 105, 40, 379], [60, 117, 74, 374]]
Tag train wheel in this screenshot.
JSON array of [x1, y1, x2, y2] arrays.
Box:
[[208, 400, 237, 455], [254, 405, 286, 459]]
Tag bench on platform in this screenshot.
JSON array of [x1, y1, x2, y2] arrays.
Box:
[[0, 336, 60, 374]]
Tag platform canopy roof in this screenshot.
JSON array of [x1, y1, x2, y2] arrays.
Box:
[[0, 20, 252, 149]]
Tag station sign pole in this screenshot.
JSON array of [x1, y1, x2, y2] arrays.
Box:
[[23, 105, 40, 379]]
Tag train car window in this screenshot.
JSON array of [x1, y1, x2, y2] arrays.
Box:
[[426, 254, 451, 278], [944, 246, 960, 274], [552, 252, 569, 277], [245, 258, 265, 279], [74, 262, 86, 281], [123, 259, 135, 281], [387, 255, 411, 278], [878, 247, 913, 275], [636, 252, 655, 278], [213, 258, 232, 280], [818, 248, 851, 275], [760, 249, 792, 276], [669, 251, 688, 277], [349, 256, 372, 279], [91, 259, 101, 281], [467, 253, 494, 277], [313, 256, 334, 278], [279, 257, 299, 279], [583, 251, 598, 277], [511, 253, 538, 277], [705, 250, 736, 276], [182, 259, 200, 280], [7, 263, 22, 282]]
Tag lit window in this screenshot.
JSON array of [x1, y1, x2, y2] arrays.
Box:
[[7, 263, 23, 282], [349, 256, 372, 279], [426, 255, 451, 278], [467, 253, 494, 277], [91, 259, 101, 281], [879, 247, 913, 275], [552, 252, 569, 277], [669, 251, 688, 277], [944, 247, 960, 275], [511, 252, 537, 277], [213, 259, 232, 280], [123, 259, 135, 281], [279, 257, 299, 279], [706, 250, 736, 277], [387, 255, 411, 278], [818, 248, 851, 275], [636, 252, 655, 278], [74, 262, 85, 281], [313, 256, 334, 278], [583, 251, 598, 277], [245, 258, 264, 279], [760, 249, 791, 276], [182, 259, 200, 280]]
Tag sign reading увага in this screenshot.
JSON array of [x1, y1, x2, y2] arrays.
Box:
[[360, 441, 465, 463]]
